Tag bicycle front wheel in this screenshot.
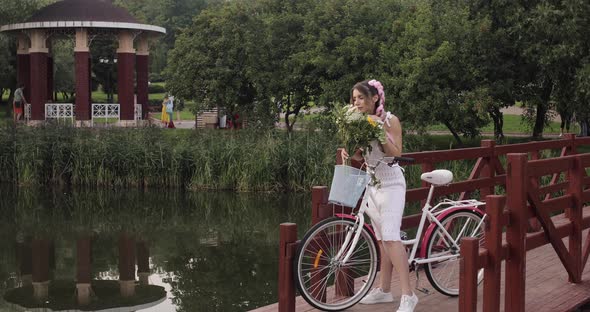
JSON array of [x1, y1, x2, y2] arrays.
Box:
[[424, 210, 485, 296], [294, 217, 379, 311]]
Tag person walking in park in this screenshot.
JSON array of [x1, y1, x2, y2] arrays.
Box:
[[13, 84, 27, 122], [342, 80, 418, 312], [166, 96, 175, 128], [161, 95, 170, 127], [558, 108, 573, 137]]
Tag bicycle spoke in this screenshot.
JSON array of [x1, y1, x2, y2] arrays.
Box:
[[425, 211, 485, 297], [295, 218, 378, 310]]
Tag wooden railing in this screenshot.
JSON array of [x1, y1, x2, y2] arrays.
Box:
[[277, 134, 590, 312], [458, 152, 590, 312]]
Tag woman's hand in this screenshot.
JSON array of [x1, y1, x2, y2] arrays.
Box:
[[340, 148, 363, 164]]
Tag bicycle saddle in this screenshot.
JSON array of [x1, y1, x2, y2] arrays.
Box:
[[420, 169, 453, 185]]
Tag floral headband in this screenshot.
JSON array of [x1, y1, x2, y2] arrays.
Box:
[[368, 79, 385, 116]]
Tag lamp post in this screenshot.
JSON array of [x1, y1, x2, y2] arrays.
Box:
[[99, 57, 117, 103]]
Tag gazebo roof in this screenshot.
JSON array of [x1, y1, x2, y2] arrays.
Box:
[[0, 0, 165, 34], [28, 0, 139, 24]]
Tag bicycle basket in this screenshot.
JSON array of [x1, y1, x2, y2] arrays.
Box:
[[328, 165, 370, 207]]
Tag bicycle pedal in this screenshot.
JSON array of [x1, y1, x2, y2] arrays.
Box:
[[415, 286, 431, 295]]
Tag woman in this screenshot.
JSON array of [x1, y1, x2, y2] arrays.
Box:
[[342, 79, 418, 312], [166, 96, 175, 128], [161, 96, 170, 127]]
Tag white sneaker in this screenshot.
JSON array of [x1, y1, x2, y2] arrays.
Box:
[[359, 288, 394, 304], [396, 293, 418, 312]]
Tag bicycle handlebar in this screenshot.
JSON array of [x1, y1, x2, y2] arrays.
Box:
[[390, 156, 415, 163]]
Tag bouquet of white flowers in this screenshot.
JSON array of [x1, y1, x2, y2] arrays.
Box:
[[333, 105, 386, 159]]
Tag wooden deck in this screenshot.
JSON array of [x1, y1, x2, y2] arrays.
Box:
[[251, 224, 590, 312]]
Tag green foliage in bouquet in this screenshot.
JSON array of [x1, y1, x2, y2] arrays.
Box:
[[333, 105, 386, 156]]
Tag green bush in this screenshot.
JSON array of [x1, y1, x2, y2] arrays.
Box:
[[148, 84, 166, 94], [148, 99, 163, 106], [149, 73, 164, 83]]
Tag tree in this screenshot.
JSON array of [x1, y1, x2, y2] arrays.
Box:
[[0, 0, 54, 105], [115, 0, 213, 79], [165, 0, 264, 120], [385, 0, 490, 145], [512, 0, 589, 138], [52, 40, 75, 101]]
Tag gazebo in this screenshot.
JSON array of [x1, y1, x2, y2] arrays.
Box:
[[0, 0, 166, 126]]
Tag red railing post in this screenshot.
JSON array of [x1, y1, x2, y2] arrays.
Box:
[[564, 133, 577, 219], [312, 186, 330, 225], [279, 223, 298, 312], [528, 150, 542, 232], [480, 139, 496, 198], [504, 153, 528, 312], [567, 155, 583, 283], [459, 237, 479, 312], [564, 133, 577, 155], [483, 195, 505, 312]]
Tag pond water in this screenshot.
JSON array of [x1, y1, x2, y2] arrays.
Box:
[[0, 186, 312, 311]]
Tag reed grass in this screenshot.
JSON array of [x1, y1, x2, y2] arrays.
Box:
[[0, 124, 555, 192], [0, 125, 340, 192]]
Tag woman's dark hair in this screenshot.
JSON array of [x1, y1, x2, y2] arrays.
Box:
[[350, 80, 380, 114]]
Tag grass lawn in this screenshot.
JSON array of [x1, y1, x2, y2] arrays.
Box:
[[150, 110, 195, 120], [427, 114, 562, 135]]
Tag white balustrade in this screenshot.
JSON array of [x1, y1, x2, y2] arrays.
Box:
[[91, 103, 120, 126], [134, 104, 143, 121], [24, 103, 31, 122], [45, 103, 74, 123]]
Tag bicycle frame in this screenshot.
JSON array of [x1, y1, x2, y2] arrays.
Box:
[[336, 172, 486, 267]]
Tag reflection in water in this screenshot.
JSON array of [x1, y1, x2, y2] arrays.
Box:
[[0, 186, 311, 311]]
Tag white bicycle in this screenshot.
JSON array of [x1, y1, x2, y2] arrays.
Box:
[[294, 156, 486, 311]]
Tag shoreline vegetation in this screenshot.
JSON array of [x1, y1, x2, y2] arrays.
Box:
[[0, 125, 548, 192]]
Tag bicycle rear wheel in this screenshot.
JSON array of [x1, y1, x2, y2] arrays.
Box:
[[294, 217, 379, 311], [424, 210, 485, 296]]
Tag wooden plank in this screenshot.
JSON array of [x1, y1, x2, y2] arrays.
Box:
[[495, 140, 569, 155], [406, 176, 504, 202], [526, 222, 573, 251], [404, 146, 490, 163], [580, 153, 590, 167], [540, 195, 574, 214], [527, 157, 575, 177], [574, 136, 590, 147], [537, 181, 569, 197]]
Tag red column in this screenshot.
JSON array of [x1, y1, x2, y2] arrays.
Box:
[[76, 236, 92, 283], [29, 52, 48, 120], [118, 232, 136, 281], [117, 53, 135, 120], [32, 238, 51, 283], [75, 52, 91, 120], [88, 56, 92, 106], [17, 54, 31, 101], [136, 54, 149, 119], [47, 56, 54, 102]]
